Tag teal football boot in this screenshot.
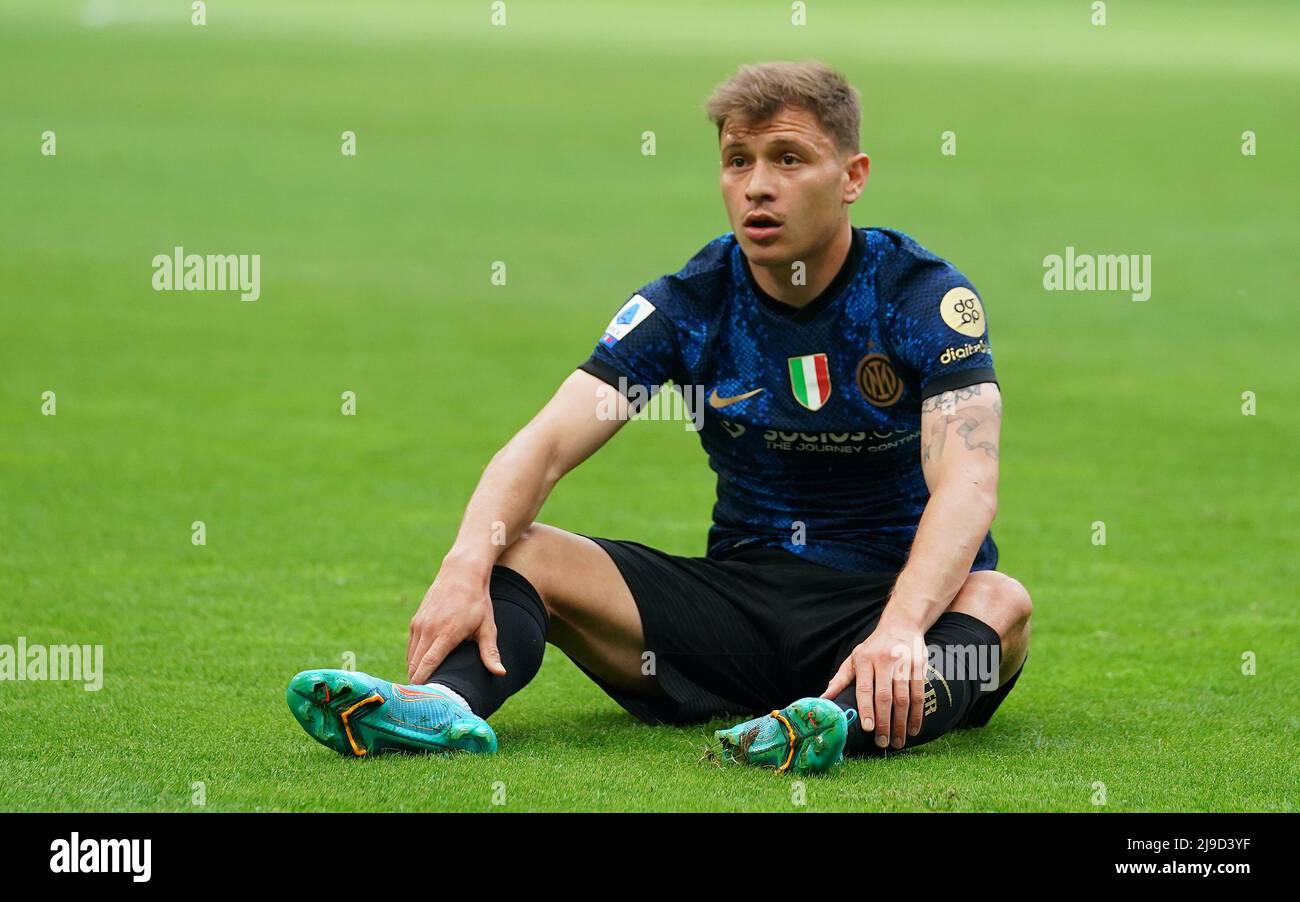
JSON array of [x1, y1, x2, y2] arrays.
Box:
[[714, 697, 856, 774], [286, 669, 497, 757]]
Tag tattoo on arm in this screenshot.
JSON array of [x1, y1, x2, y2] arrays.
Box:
[[920, 383, 983, 414], [920, 386, 1001, 466]]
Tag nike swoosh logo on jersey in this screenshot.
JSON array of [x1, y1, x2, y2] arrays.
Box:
[[708, 388, 764, 408]]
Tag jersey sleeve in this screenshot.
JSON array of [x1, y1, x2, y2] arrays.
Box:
[[882, 258, 997, 399], [577, 285, 685, 400]]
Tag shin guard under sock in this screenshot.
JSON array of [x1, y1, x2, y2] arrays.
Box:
[[836, 611, 1003, 758], [424, 565, 548, 719]]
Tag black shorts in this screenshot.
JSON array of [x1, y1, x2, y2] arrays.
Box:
[[578, 537, 1021, 729]]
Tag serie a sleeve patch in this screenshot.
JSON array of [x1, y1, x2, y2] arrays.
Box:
[[599, 294, 656, 347]]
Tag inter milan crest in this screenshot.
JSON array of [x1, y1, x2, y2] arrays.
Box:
[[856, 353, 903, 407], [787, 353, 831, 410]]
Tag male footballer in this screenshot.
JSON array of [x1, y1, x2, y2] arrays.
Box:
[[287, 61, 1032, 773]]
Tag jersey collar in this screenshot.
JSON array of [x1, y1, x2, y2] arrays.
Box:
[[741, 225, 865, 324]]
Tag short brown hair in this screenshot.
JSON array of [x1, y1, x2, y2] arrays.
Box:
[[705, 61, 861, 155]]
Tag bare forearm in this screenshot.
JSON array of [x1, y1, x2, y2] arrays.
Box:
[[883, 484, 996, 631], [882, 382, 1003, 631], [406, 371, 622, 683], [436, 370, 625, 583], [442, 429, 562, 579]]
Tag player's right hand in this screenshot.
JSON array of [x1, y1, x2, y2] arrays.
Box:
[[406, 566, 507, 684], [820, 621, 927, 751]]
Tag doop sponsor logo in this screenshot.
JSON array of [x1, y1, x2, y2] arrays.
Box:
[[50, 833, 151, 882], [939, 287, 985, 337], [939, 340, 990, 365]]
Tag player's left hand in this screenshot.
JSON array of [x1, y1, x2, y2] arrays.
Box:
[[821, 621, 928, 750]]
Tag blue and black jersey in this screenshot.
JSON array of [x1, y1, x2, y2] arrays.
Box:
[[580, 226, 998, 574]]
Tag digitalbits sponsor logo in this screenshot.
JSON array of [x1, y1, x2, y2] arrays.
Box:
[[939, 340, 990, 365]]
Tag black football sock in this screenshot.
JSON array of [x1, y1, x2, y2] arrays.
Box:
[[422, 565, 548, 719], [836, 612, 1002, 758]]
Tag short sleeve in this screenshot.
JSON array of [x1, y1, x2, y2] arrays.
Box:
[[577, 288, 684, 396], [882, 259, 997, 399]]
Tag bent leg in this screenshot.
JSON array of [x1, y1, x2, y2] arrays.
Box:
[[494, 523, 664, 698], [837, 570, 1032, 756], [421, 565, 550, 718], [946, 570, 1033, 686], [426, 523, 664, 718]]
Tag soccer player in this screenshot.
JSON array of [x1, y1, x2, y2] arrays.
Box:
[[286, 61, 1032, 773]]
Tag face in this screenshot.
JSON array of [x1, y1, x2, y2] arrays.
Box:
[[719, 106, 867, 267]]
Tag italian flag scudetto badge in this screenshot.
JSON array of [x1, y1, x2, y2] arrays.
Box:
[[788, 353, 832, 411]]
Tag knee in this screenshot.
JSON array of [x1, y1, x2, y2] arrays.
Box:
[[998, 576, 1033, 635], [495, 524, 560, 619], [987, 575, 1033, 650], [495, 523, 540, 575], [954, 571, 1032, 643], [993, 577, 1032, 680]]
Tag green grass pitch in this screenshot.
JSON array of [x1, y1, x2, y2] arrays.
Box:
[[1, 0, 1296, 811]]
